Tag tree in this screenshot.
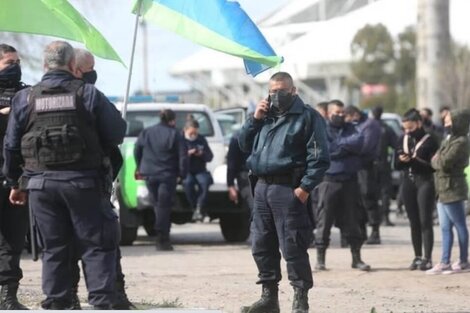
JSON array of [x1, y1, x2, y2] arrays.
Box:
[[441, 42, 470, 109], [395, 26, 417, 113]]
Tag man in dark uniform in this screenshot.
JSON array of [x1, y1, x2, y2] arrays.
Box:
[[3, 41, 126, 310], [315, 100, 371, 272], [239, 72, 330, 313], [70, 48, 134, 310], [134, 109, 188, 251], [0, 44, 29, 310]]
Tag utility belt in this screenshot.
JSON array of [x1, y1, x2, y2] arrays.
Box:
[[324, 173, 357, 182], [257, 168, 304, 187]]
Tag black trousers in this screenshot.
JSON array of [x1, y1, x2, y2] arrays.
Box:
[[377, 168, 392, 217], [315, 179, 365, 249], [146, 177, 177, 237], [237, 171, 253, 211], [251, 182, 313, 290], [358, 164, 381, 227], [402, 174, 435, 260], [0, 186, 28, 285]]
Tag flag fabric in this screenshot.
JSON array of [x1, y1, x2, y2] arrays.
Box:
[[134, 0, 283, 76], [0, 0, 123, 65]]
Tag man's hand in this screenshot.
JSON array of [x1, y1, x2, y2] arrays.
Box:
[[188, 148, 197, 155], [294, 187, 309, 204], [228, 186, 239, 204], [399, 154, 411, 163], [254, 98, 270, 120], [9, 188, 27, 206]]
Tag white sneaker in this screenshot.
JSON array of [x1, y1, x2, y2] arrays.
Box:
[[443, 261, 470, 274], [425, 262, 451, 275]]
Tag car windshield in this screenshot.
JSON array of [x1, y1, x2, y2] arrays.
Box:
[[125, 110, 214, 137]]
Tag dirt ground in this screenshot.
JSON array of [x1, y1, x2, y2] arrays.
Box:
[[18, 212, 470, 313]]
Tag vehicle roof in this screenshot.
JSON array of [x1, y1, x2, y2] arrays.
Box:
[[114, 102, 211, 112], [381, 112, 402, 120]]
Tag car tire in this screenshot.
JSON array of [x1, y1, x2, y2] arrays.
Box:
[[220, 212, 250, 242]]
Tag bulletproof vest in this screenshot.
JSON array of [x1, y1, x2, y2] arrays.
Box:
[[21, 80, 104, 171]]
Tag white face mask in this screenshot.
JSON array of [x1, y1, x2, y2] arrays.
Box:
[[185, 134, 197, 141]]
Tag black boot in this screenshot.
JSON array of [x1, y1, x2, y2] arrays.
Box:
[[40, 298, 73, 310], [112, 280, 136, 310], [155, 233, 174, 251], [351, 248, 371, 271], [240, 283, 280, 313], [315, 248, 326, 271], [0, 283, 29, 310], [71, 286, 81, 310], [340, 233, 349, 248], [93, 304, 112, 310], [292, 287, 309, 313], [366, 226, 381, 245]]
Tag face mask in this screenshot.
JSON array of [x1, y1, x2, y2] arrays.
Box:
[[330, 114, 345, 127], [408, 127, 424, 138], [185, 134, 197, 142], [82, 70, 97, 85], [0, 63, 21, 87], [423, 119, 432, 127], [271, 90, 294, 114]]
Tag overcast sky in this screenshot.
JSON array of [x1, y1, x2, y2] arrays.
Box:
[[65, 0, 287, 96]]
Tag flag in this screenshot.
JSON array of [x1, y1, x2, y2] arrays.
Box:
[[133, 0, 283, 76], [0, 0, 123, 65]]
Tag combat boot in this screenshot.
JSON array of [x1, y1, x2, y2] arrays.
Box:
[[155, 233, 174, 251], [93, 304, 112, 310], [366, 226, 381, 245], [240, 283, 280, 313], [0, 283, 29, 310], [314, 248, 326, 271], [292, 287, 309, 313], [351, 248, 371, 271], [71, 286, 81, 310], [112, 280, 136, 310]]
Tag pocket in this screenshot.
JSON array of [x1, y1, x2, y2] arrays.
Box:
[[69, 178, 96, 189]]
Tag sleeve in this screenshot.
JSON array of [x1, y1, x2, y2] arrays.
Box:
[[393, 135, 410, 170], [359, 121, 380, 157], [432, 139, 468, 172], [226, 135, 240, 187], [177, 132, 188, 179], [2, 91, 28, 185], [238, 115, 263, 153], [201, 136, 213, 163], [299, 110, 330, 192], [335, 130, 364, 155], [134, 130, 145, 169]]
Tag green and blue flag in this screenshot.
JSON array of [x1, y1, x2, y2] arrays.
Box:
[[134, 0, 283, 76]]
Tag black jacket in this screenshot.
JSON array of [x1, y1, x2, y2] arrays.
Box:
[[184, 134, 213, 175]]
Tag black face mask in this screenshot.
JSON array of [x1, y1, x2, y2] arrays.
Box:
[[444, 126, 452, 135], [408, 127, 424, 139], [330, 114, 345, 127], [0, 63, 21, 87], [271, 90, 294, 115], [82, 70, 97, 85], [423, 119, 432, 127]]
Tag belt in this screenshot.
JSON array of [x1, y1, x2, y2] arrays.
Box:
[[258, 174, 293, 185]]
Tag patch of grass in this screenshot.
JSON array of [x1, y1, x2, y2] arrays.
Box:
[[135, 298, 184, 309]]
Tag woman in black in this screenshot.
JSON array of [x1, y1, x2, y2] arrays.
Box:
[[395, 109, 439, 271]]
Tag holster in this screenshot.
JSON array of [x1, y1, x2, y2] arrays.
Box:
[[248, 171, 258, 197]]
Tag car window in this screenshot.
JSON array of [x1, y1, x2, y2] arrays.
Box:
[[125, 111, 214, 137], [382, 118, 402, 136]]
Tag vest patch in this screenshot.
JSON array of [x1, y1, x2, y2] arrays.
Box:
[[35, 94, 76, 112]]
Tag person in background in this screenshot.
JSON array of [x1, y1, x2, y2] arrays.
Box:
[[426, 109, 470, 274], [420, 107, 444, 141], [227, 130, 252, 210], [135, 109, 188, 251], [182, 119, 214, 222], [395, 108, 439, 271], [439, 106, 451, 136], [315, 101, 328, 120]]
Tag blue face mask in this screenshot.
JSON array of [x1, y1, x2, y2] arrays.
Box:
[[0, 63, 21, 87]]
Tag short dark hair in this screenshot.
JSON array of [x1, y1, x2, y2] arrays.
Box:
[[316, 101, 328, 111], [371, 106, 383, 120], [439, 105, 450, 113], [0, 44, 17, 60], [421, 107, 433, 117], [403, 108, 422, 122], [327, 99, 344, 108], [160, 109, 175, 124], [344, 105, 361, 116], [185, 119, 199, 129], [270, 72, 293, 87]]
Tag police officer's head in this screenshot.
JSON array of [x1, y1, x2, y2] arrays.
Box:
[[74, 48, 97, 84], [327, 99, 345, 128], [402, 108, 423, 138], [269, 72, 296, 115], [344, 105, 362, 124], [0, 44, 21, 87], [315, 101, 328, 119], [371, 106, 383, 120], [160, 109, 176, 127], [43, 41, 76, 74], [184, 119, 199, 141]]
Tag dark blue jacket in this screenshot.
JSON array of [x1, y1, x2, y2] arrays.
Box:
[[356, 113, 381, 165], [184, 134, 213, 175], [227, 131, 250, 187], [238, 96, 330, 192], [135, 122, 188, 180], [2, 70, 126, 183], [325, 122, 364, 177]]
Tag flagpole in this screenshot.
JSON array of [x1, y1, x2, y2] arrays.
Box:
[[122, 0, 143, 119]]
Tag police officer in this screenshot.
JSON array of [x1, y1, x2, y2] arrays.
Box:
[[344, 105, 382, 244], [69, 48, 134, 310], [134, 109, 188, 251], [315, 100, 371, 272], [239, 72, 330, 313], [0, 44, 29, 310], [3, 41, 126, 310]]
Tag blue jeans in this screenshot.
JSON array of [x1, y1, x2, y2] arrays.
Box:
[[183, 172, 213, 209], [437, 201, 469, 264]]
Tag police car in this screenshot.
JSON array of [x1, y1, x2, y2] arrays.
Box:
[[113, 100, 250, 245]]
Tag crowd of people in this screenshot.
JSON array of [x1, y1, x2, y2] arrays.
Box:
[[0, 39, 469, 313]]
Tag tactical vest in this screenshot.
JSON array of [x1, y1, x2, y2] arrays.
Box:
[[21, 80, 103, 171]]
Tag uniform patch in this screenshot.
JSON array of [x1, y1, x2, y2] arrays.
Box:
[[35, 94, 76, 112]]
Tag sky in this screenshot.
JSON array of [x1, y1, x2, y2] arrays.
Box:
[[65, 0, 287, 97]]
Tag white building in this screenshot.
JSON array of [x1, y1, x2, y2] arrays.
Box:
[[170, 0, 470, 108]]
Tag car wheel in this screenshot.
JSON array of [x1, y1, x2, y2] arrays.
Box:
[[220, 212, 250, 242]]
